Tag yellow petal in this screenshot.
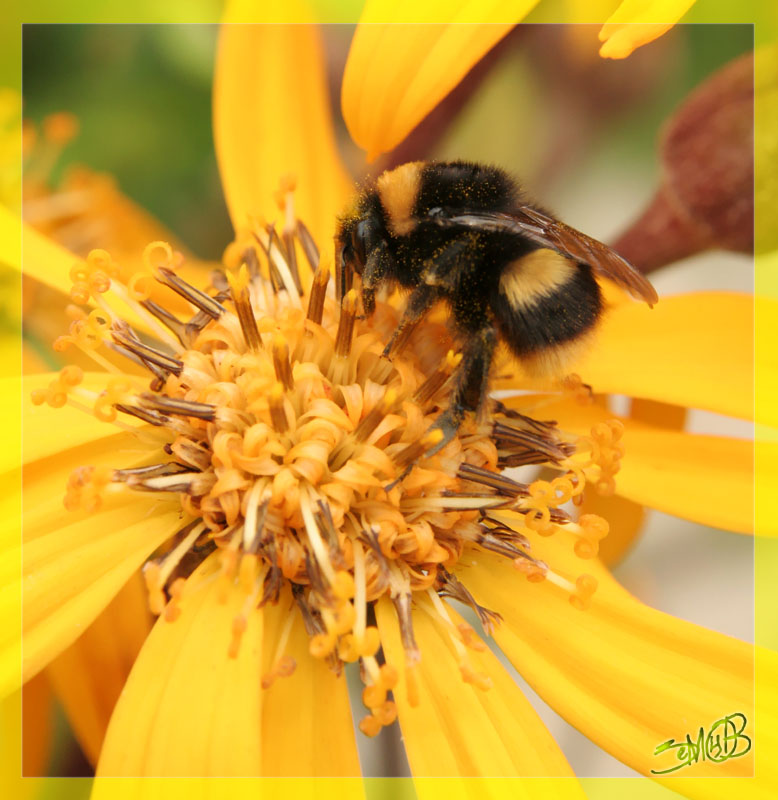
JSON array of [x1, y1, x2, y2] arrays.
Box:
[[91, 777, 366, 800], [7, 426, 181, 693], [599, 0, 697, 59], [375, 596, 581, 781], [342, 2, 538, 159], [0, 206, 73, 297], [508, 396, 763, 535], [463, 539, 758, 784], [6, 373, 143, 472], [572, 293, 765, 425], [214, 3, 353, 246], [45, 572, 152, 766], [260, 591, 360, 776], [22, 500, 181, 686], [96, 557, 264, 776]]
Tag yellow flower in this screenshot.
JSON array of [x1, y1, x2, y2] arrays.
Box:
[[3, 5, 776, 796]]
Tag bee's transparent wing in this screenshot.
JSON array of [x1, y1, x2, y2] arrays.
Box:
[[427, 206, 658, 306]]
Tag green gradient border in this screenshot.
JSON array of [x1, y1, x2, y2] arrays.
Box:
[[3, 1, 774, 799]]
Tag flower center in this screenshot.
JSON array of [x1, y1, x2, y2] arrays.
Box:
[[33, 194, 622, 737]]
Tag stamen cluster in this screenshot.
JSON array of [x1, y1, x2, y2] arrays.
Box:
[[35, 205, 619, 736]]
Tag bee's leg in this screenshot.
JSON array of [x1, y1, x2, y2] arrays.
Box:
[[382, 283, 441, 359], [360, 240, 394, 317], [427, 324, 497, 454]]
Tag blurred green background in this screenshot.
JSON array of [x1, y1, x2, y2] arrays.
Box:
[[22, 24, 753, 262]]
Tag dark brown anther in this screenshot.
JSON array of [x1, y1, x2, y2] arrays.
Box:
[[209, 270, 230, 292], [260, 226, 285, 293], [457, 463, 529, 497], [353, 388, 397, 442], [475, 529, 529, 560], [282, 229, 304, 296], [139, 299, 187, 346], [314, 501, 345, 568], [492, 421, 574, 466], [126, 471, 212, 494], [156, 267, 226, 319], [111, 328, 183, 376], [295, 219, 319, 272], [245, 499, 270, 554], [268, 382, 289, 433], [272, 335, 294, 390], [113, 462, 192, 482], [391, 593, 420, 665], [392, 428, 445, 470], [114, 404, 169, 426], [139, 393, 217, 421], [243, 246, 261, 279], [437, 567, 502, 634], [306, 264, 330, 325], [258, 538, 283, 605], [105, 341, 167, 385], [183, 310, 213, 344], [169, 437, 212, 471], [231, 281, 262, 353], [413, 368, 449, 407], [334, 290, 358, 358]]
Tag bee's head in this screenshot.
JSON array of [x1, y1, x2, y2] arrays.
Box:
[[336, 214, 372, 282]]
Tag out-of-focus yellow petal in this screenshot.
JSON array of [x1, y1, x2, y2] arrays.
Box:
[[376, 596, 581, 782], [342, 1, 538, 160], [0, 207, 72, 296], [7, 427, 181, 692], [599, 0, 696, 59], [214, 1, 353, 246], [46, 572, 152, 766], [96, 557, 264, 776], [260, 590, 360, 776], [508, 396, 762, 535], [7, 373, 143, 472], [464, 537, 758, 786], [91, 777, 366, 800], [572, 293, 765, 424]]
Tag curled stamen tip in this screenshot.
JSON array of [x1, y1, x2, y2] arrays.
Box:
[[513, 558, 548, 582], [362, 684, 387, 710], [309, 631, 337, 658], [457, 623, 487, 651], [358, 715, 382, 737], [143, 241, 174, 272], [460, 663, 492, 691], [569, 574, 598, 610]]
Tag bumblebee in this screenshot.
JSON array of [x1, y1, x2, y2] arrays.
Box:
[[336, 160, 657, 446]]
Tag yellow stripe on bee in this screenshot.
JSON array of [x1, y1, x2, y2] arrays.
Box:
[[499, 249, 576, 310], [377, 161, 424, 236]]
